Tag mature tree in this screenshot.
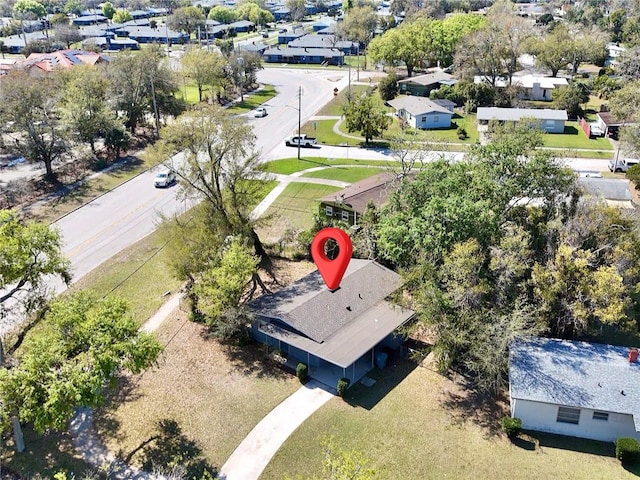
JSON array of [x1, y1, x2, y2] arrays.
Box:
[[616, 45, 640, 80], [192, 238, 259, 337], [102, 1, 115, 19], [105, 127, 131, 160], [112, 8, 132, 23], [167, 6, 205, 34], [336, 5, 377, 54], [526, 23, 572, 77], [236, 1, 274, 26], [286, 0, 306, 21], [181, 47, 226, 102], [63, 0, 83, 15], [610, 81, 640, 157], [552, 83, 589, 119], [50, 12, 69, 24], [13, 0, 46, 19], [0, 210, 70, 323], [107, 47, 180, 132], [368, 24, 422, 77], [429, 12, 485, 68], [59, 65, 116, 153], [378, 71, 398, 101], [53, 23, 82, 48], [342, 91, 391, 143], [227, 51, 263, 101], [148, 104, 268, 259], [0, 71, 68, 181], [208, 5, 237, 23], [0, 292, 162, 449]]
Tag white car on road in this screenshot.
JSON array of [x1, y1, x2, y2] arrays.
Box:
[[254, 107, 268, 118], [154, 169, 176, 188]]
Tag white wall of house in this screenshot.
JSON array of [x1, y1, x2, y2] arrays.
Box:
[[415, 112, 452, 129], [512, 398, 639, 442]]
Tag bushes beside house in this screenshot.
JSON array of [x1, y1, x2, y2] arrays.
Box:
[[296, 362, 308, 382], [616, 437, 640, 464], [337, 377, 350, 397], [501, 416, 522, 438]]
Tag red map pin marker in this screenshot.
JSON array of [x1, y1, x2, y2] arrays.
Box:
[[311, 227, 353, 291]]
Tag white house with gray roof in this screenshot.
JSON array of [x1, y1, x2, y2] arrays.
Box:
[[509, 337, 640, 442], [388, 96, 454, 130], [250, 259, 415, 387], [477, 107, 567, 133], [474, 74, 568, 101]]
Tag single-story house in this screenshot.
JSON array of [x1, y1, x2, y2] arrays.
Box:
[[509, 337, 640, 442], [72, 15, 108, 26], [118, 26, 189, 44], [0, 32, 47, 54], [240, 42, 268, 54], [199, 24, 235, 40], [595, 111, 631, 138], [277, 29, 306, 44], [228, 20, 255, 32], [18, 49, 110, 72], [398, 71, 457, 97], [270, 6, 290, 21], [129, 9, 153, 19], [474, 74, 569, 101], [387, 96, 454, 130], [477, 107, 567, 133], [288, 34, 357, 54], [320, 172, 395, 225], [250, 259, 415, 387], [578, 177, 634, 209], [78, 26, 115, 39], [83, 36, 139, 51], [263, 46, 344, 65]]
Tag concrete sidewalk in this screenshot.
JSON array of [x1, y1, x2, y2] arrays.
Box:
[[218, 380, 334, 480]]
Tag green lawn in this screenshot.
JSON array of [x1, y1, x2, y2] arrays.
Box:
[[258, 183, 341, 244], [300, 119, 347, 145], [227, 85, 278, 114], [262, 157, 398, 175], [382, 113, 480, 144], [178, 84, 202, 105], [542, 122, 613, 150], [316, 84, 371, 116], [301, 166, 386, 182], [261, 358, 638, 480]]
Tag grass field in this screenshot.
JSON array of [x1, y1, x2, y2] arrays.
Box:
[[301, 166, 386, 182], [300, 119, 347, 145], [317, 84, 372, 116], [542, 122, 613, 150], [257, 183, 341, 243], [227, 85, 278, 115], [261, 358, 639, 480], [262, 157, 397, 175], [94, 310, 302, 476]]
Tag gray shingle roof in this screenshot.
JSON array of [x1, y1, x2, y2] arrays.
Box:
[[510, 337, 640, 431], [477, 107, 568, 122], [264, 46, 344, 58], [249, 259, 402, 343], [387, 96, 452, 116], [397, 71, 456, 87], [288, 34, 354, 49]]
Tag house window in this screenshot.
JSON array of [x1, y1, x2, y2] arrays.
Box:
[[557, 406, 580, 424], [545, 120, 555, 129], [433, 115, 439, 123], [341, 210, 350, 221], [325, 205, 333, 216], [421, 116, 426, 122], [593, 411, 609, 421]]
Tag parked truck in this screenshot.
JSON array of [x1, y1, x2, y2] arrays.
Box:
[[285, 134, 317, 147]]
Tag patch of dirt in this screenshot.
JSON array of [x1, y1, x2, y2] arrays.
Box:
[[259, 256, 316, 292]]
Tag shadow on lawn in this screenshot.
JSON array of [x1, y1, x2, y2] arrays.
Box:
[[94, 375, 146, 443], [126, 418, 217, 479], [344, 357, 419, 411], [528, 431, 616, 458], [439, 374, 508, 439], [217, 339, 291, 381]]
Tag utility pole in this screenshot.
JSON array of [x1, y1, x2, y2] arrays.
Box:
[[356, 43, 360, 81], [298, 85, 302, 160]]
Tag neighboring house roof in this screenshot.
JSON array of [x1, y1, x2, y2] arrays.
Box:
[[288, 34, 354, 49], [510, 337, 640, 431], [597, 111, 629, 127], [320, 172, 395, 213], [1, 31, 47, 48], [477, 107, 568, 122], [122, 26, 187, 40], [387, 96, 452, 116], [73, 14, 108, 23], [229, 20, 254, 29], [79, 26, 115, 38], [474, 74, 568, 90], [250, 259, 414, 367], [264, 46, 344, 57], [432, 98, 456, 109], [240, 42, 268, 53], [19, 49, 110, 72], [578, 177, 633, 208], [398, 71, 457, 87]]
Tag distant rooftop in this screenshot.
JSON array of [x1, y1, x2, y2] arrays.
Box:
[[477, 107, 568, 122]]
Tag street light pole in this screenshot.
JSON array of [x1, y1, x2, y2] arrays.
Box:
[[298, 85, 302, 160]]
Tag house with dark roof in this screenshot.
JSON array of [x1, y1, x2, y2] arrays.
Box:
[[277, 28, 306, 44], [319, 172, 394, 225], [288, 34, 356, 54], [1, 31, 47, 54], [250, 259, 415, 386], [83, 36, 139, 51], [72, 14, 108, 26], [78, 26, 115, 39], [398, 71, 457, 97], [595, 111, 634, 139], [477, 107, 567, 133], [509, 337, 640, 442], [263, 46, 344, 65], [117, 26, 189, 44], [229, 20, 255, 32], [387, 96, 454, 130]]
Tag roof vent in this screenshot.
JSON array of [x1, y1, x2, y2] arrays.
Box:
[[628, 348, 638, 363]]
